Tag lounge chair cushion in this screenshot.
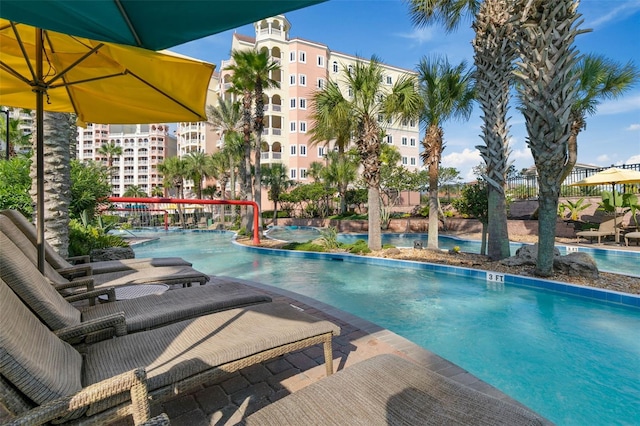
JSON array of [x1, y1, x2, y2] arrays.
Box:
[[0, 232, 81, 329], [0, 278, 82, 405], [243, 354, 548, 426], [90, 264, 209, 289], [83, 302, 340, 391]]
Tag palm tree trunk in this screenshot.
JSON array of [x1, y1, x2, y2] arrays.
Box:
[[423, 125, 443, 249], [368, 187, 382, 250], [29, 111, 71, 257], [253, 134, 263, 229], [559, 115, 583, 182]]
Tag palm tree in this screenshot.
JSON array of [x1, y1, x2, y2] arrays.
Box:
[[321, 57, 421, 250], [207, 96, 243, 199], [560, 54, 640, 182], [225, 49, 281, 219], [417, 55, 474, 250], [97, 141, 123, 190], [151, 186, 164, 197], [407, 0, 515, 260], [261, 163, 294, 225], [209, 151, 231, 200], [309, 79, 355, 156], [322, 150, 359, 215], [184, 151, 210, 199], [158, 156, 188, 225], [513, 0, 584, 277], [29, 111, 72, 256], [123, 185, 147, 197]]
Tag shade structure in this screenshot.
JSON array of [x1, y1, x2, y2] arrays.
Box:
[[571, 167, 640, 242], [0, 19, 215, 271], [0, 0, 326, 51]]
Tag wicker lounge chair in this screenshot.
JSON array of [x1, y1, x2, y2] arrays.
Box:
[[0, 216, 209, 290], [575, 218, 617, 244], [243, 354, 550, 426], [0, 209, 191, 275], [0, 278, 339, 424], [0, 235, 271, 342]]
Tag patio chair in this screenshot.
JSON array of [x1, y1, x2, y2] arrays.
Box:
[[0, 234, 272, 343], [575, 218, 617, 244], [624, 231, 640, 246], [0, 216, 210, 291], [0, 209, 192, 275], [0, 277, 339, 425], [243, 354, 550, 426]]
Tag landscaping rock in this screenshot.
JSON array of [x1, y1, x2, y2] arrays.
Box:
[[500, 244, 561, 267], [384, 248, 401, 257], [90, 247, 135, 261], [554, 252, 599, 280]]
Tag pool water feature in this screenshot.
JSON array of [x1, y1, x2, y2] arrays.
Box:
[[133, 231, 640, 425]]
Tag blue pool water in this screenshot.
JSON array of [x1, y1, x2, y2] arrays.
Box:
[[132, 231, 640, 425], [266, 227, 639, 276]]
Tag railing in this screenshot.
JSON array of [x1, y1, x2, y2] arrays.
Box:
[[505, 163, 640, 199]]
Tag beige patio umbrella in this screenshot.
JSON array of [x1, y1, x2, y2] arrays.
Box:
[[571, 167, 640, 241]]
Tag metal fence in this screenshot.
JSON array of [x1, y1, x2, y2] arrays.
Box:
[[505, 163, 640, 200]]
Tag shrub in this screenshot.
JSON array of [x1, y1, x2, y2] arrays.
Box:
[[319, 226, 339, 250], [344, 239, 371, 254], [68, 219, 128, 257], [281, 241, 327, 252]]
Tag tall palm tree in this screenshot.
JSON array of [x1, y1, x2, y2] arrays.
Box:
[[209, 151, 231, 200], [158, 156, 188, 225], [151, 186, 164, 197], [184, 151, 210, 199], [309, 79, 355, 156], [29, 111, 72, 256], [560, 54, 640, 182], [417, 55, 474, 250], [513, 0, 585, 277], [322, 150, 359, 215], [261, 163, 294, 225], [407, 0, 515, 260], [123, 185, 147, 197], [97, 141, 123, 190], [225, 49, 280, 217], [321, 57, 421, 250], [207, 96, 243, 199]]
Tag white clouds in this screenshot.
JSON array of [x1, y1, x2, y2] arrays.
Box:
[[597, 93, 640, 116], [626, 124, 640, 131], [597, 154, 612, 163], [587, 1, 640, 29], [396, 27, 435, 45], [626, 154, 640, 164]]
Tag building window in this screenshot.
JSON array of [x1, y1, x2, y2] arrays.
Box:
[[377, 114, 383, 123], [290, 169, 297, 179], [410, 157, 416, 166], [290, 121, 297, 133], [386, 75, 393, 85], [299, 122, 307, 133], [401, 137, 408, 146], [332, 61, 338, 73], [299, 51, 306, 63], [410, 138, 416, 146], [300, 168, 308, 179], [348, 65, 353, 75], [290, 98, 296, 109], [300, 144, 307, 155], [290, 145, 297, 155], [317, 56, 324, 67], [402, 156, 408, 165], [348, 86, 353, 97], [409, 119, 416, 127], [289, 51, 296, 62], [317, 78, 325, 89], [318, 146, 325, 157], [299, 98, 307, 109], [299, 74, 306, 86], [289, 74, 296, 85], [387, 135, 393, 144]]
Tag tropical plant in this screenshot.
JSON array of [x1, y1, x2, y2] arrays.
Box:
[[416, 55, 474, 250], [560, 54, 640, 183], [319, 226, 340, 250], [209, 151, 231, 199], [261, 163, 294, 225], [69, 159, 112, 221], [407, 0, 514, 260], [309, 77, 354, 155], [0, 109, 32, 157], [68, 218, 128, 257], [322, 150, 359, 214], [452, 182, 489, 255], [184, 151, 211, 199], [97, 141, 123, 190], [123, 185, 148, 198], [157, 156, 188, 226], [559, 197, 591, 221], [313, 57, 421, 250], [0, 154, 32, 215], [513, 0, 585, 277], [151, 186, 164, 197], [225, 49, 281, 224]]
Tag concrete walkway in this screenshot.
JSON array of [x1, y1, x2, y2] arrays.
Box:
[[136, 277, 540, 426]]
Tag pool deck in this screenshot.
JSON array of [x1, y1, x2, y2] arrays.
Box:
[[138, 276, 547, 426]]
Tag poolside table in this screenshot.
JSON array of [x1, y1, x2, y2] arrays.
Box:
[[98, 283, 169, 301]]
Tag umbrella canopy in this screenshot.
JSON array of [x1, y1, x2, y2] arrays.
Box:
[[0, 19, 215, 272], [0, 0, 326, 51], [0, 19, 214, 124], [571, 167, 640, 242], [570, 167, 640, 187]]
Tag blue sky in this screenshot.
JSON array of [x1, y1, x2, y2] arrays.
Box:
[[172, 0, 640, 181]]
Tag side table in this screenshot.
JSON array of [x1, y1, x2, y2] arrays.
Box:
[[98, 284, 170, 301]]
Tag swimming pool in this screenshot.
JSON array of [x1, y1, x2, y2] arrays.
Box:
[[266, 226, 640, 277], [132, 231, 640, 425]]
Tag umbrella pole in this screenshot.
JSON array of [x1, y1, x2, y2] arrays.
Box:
[[36, 28, 45, 273]]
